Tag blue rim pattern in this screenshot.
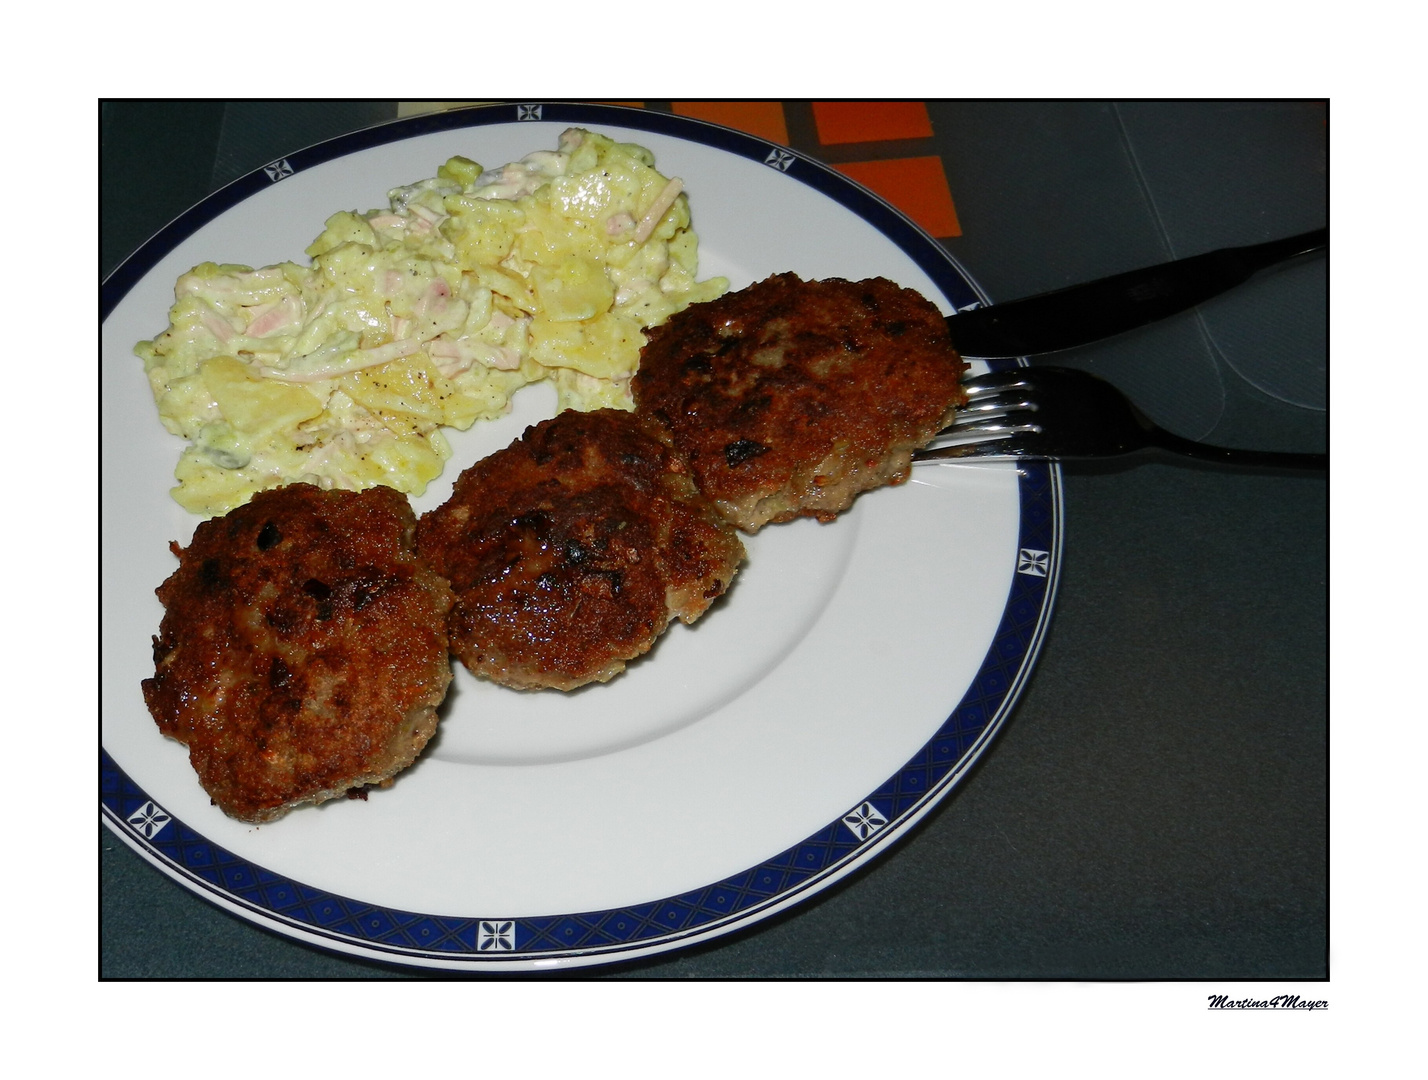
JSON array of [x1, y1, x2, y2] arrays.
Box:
[[101, 102, 1063, 968]]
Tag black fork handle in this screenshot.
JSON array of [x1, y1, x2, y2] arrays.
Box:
[[1148, 429, 1328, 471], [946, 228, 1327, 358]]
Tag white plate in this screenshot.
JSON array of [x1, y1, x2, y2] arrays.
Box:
[[101, 103, 1062, 970]]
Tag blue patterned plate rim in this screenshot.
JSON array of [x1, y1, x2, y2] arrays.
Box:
[[101, 102, 1063, 971]]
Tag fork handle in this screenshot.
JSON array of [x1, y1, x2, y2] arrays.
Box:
[[1149, 428, 1327, 471], [946, 228, 1327, 358]]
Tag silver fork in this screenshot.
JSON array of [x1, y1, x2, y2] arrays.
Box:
[[914, 367, 1327, 470]]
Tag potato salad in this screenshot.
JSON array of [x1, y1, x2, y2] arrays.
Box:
[[135, 128, 728, 516]]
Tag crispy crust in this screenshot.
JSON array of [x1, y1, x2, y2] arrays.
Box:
[[417, 408, 745, 691], [142, 483, 455, 823], [632, 273, 969, 532]]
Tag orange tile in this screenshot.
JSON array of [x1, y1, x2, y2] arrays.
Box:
[[813, 101, 933, 145], [834, 156, 962, 238], [672, 102, 789, 145]]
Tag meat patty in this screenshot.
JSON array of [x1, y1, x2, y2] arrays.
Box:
[[632, 273, 969, 532], [417, 408, 745, 691], [142, 483, 455, 823]]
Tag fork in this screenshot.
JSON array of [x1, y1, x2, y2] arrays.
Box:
[[914, 367, 1327, 470]]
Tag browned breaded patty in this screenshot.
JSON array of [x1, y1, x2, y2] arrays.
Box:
[[417, 408, 745, 691], [142, 483, 455, 823], [632, 273, 969, 532]]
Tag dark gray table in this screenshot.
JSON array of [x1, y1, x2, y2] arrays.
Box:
[[101, 100, 1326, 979]]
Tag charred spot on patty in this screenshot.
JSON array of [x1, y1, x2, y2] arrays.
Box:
[[199, 558, 224, 589], [724, 438, 770, 467]]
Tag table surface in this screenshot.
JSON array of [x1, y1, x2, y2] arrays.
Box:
[[100, 100, 1327, 979]]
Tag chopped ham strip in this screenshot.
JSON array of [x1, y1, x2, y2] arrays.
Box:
[[632, 178, 683, 245]]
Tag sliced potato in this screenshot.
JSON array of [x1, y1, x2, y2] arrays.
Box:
[[200, 356, 324, 435], [529, 311, 645, 380], [531, 257, 616, 322]]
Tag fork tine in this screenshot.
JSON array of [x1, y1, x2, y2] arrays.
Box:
[[915, 369, 1046, 460], [928, 416, 1043, 445], [961, 376, 1031, 400], [914, 438, 1036, 462], [939, 374, 1037, 440], [945, 392, 1036, 421], [939, 413, 1041, 435]]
